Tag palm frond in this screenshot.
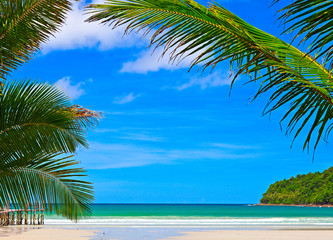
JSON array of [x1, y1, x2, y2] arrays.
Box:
[[0, 154, 93, 221], [273, 0, 333, 69], [67, 105, 103, 130], [0, 80, 99, 220], [0, 80, 89, 165], [86, 0, 333, 151], [0, 0, 72, 79]]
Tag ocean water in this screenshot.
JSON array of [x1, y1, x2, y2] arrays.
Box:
[[45, 204, 333, 226]]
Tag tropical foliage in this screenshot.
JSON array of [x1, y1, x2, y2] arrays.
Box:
[[261, 167, 333, 205], [0, 80, 100, 221], [275, 0, 333, 69], [0, 0, 100, 221], [86, 0, 333, 152], [0, 0, 71, 79]]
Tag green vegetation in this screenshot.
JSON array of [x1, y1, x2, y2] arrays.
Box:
[[0, 80, 100, 221], [261, 168, 333, 205], [0, 1, 101, 221], [87, 0, 333, 152]]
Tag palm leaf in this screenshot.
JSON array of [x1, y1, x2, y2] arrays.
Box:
[[0, 80, 98, 220], [274, 0, 333, 69], [0, 0, 72, 79], [67, 105, 103, 130], [0, 0, 99, 221], [0, 80, 89, 163], [86, 0, 333, 151], [0, 154, 93, 221]]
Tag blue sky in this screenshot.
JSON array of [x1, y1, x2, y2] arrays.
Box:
[[12, 0, 333, 203]]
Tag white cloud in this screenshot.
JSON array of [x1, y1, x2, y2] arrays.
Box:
[[120, 34, 212, 73], [42, 1, 209, 74], [120, 47, 192, 74], [42, 1, 146, 53], [78, 142, 259, 169], [113, 93, 141, 104], [54, 77, 85, 100], [176, 71, 234, 91]]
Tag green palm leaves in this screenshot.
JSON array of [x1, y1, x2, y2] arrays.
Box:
[[0, 0, 100, 221], [0, 80, 97, 221], [0, 154, 93, 221], [87, 0, 333, 151], [0, 0, 72, 79], [275, 0, 333, 68]]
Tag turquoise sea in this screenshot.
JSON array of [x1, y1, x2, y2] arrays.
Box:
[[46, 204, 333, 226]]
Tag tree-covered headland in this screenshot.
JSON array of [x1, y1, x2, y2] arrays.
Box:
[[261, 168, 333, 205]]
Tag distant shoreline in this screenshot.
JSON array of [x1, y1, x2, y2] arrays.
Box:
[[256, 203, 333, 208]]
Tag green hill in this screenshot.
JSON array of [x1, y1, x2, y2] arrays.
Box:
[[260, 167, 333, 205]]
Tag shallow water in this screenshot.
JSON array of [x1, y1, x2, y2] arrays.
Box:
[[45, 204, 333, 226]]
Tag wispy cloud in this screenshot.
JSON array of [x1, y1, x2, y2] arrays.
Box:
[[78, 142, 259, 169], [94, 128, 165, 141], [176, 71, 234, 91], [113, 93, 141, 104], [94, 128, 119, 133], [119, 133, 165, 142], [54, 77, 86, 100], [42, 0, 146, 53], [211, 143, 256, 150]]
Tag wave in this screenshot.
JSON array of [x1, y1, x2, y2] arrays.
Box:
[[44, 217, 333, 226]]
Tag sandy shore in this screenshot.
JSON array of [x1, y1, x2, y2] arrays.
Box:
[[163, 230, 333, 240], [2, 227, 333, 240], [0, 228, 96, 240]]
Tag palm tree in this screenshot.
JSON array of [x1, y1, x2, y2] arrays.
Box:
[[0, 0, 101, 221], [86, 0, 333, 152], [0, 80, 101, 221]]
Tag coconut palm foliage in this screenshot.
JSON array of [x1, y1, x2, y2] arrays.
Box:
[[0, 0, 72, 80], [274, 0, 333, 69], [0, 80, 99, 221], [0, 0, 101, 221], [87, 0, 333, 152]]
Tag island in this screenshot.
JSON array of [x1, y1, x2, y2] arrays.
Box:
[[260, 167, 333, 206]]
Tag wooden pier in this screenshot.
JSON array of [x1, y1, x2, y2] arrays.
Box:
[[0, 203, 44, 226]]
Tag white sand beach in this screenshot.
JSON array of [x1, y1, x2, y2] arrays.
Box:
[[163, 230, 333, 240], [0, 228, 96, 240], [2, 227, 333, 240]]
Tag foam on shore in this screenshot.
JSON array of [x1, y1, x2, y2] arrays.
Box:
[[44, 217, 333, 226]]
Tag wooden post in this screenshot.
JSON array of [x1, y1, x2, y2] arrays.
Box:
[[41, 210, 44, 225], [10, 212, 14, 225], [33, 202, 36, 225], [4, 212, 7, 226], [30, 204, 33, 225], [19, 211, 23, 225], [37, 203, 40, 225], [7, 202, 10, 226], [0, 211, 3, 226], [25, 205, 28, 225]]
